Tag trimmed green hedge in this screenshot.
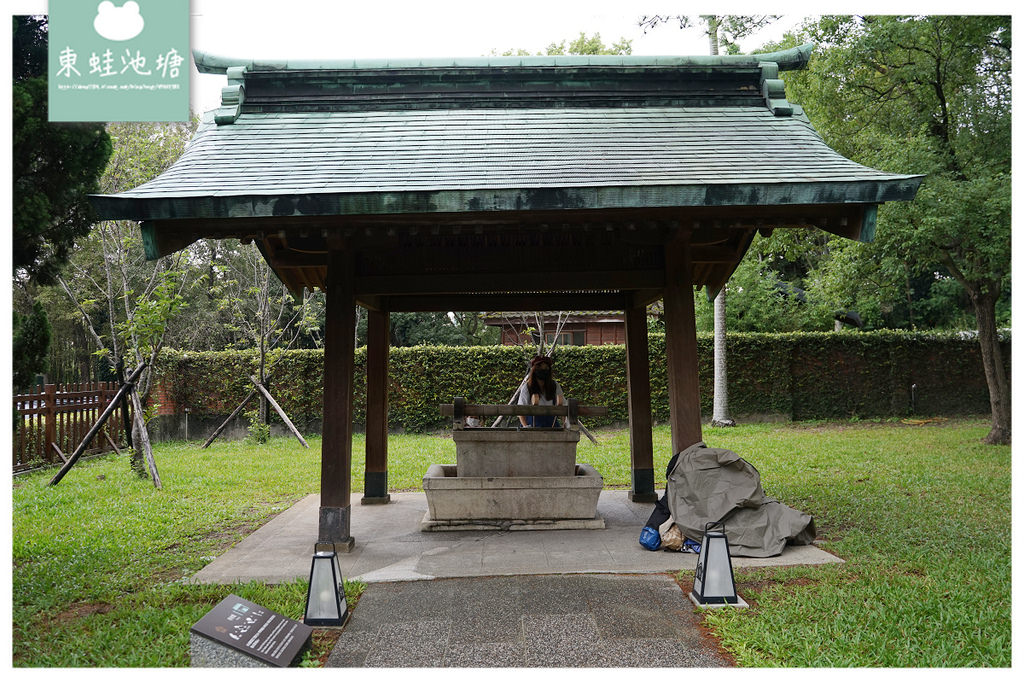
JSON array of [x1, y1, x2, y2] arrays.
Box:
[[156, 330, 1009, 432]]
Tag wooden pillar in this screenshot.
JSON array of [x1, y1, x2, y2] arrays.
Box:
[[625, 305, 657, 502], [319, 248, 355, 552], [663, 231, 703, 454], [362, 307, 391, 504]]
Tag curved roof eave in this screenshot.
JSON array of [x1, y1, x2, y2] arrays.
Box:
[[92, 177, 923, 222]]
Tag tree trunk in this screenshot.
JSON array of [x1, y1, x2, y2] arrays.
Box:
[[707, 17, 720, 56], [129, 389, 161, 488], [972, 290, 1010, 444], [258, 335, 266, 428], [130, 413, 147, 477], [711, 287, 735, 427], [705, 20, 734, 429]]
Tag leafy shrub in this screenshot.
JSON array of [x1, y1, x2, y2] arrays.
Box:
[[155, 331, 1009, 432]]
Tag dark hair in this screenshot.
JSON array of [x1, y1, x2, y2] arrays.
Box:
[[526, 356, 557, 401]]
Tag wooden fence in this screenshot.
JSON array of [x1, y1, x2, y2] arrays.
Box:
[[13, 382, 130, 473]]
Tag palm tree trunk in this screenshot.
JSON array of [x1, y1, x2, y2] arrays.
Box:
[[711, 287, 735, 427]]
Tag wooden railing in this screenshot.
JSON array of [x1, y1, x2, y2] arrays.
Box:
[[13, 382, 129, 473]]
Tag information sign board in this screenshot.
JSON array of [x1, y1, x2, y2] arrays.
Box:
[[191, 594, 313, 667]]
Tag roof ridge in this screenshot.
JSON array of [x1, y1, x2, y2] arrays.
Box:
[[192, 44, 814, 75]]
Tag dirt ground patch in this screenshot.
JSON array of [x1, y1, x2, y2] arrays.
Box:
[[54, 601, 114, 622]]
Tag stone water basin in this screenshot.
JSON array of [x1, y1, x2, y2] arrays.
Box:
[[421, 427, 604, 531]]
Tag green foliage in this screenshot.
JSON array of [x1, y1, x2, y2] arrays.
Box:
[[694, 252, 834, 333], [12, 17, 112, 285], [117, 268, 187, 358], [545, 32, 632, 56], [781, 15, 1012, 442], [494, 31, 631, 57], [12, 300, 51, 390], [12, 15, 47, 79], [156, 330, 1008, 432], [388, 312, 472, 347], [45, 119, 199, 402], [244, 407, 270, 444]]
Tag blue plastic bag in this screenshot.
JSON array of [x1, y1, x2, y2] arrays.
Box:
[[638, 526, 661, 551]]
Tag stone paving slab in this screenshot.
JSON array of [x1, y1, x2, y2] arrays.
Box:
[[189, 491, 843, 585], [325, 574, 731, 668]]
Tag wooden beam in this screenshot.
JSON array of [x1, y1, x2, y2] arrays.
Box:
[[625, 306, 656, 502], [690, 245, 744, 264], [357, 295, 384, 311], [663, 231, 703, 453], [439, 403, 608, 419], [385, 292, 631, 312], [630, 289, 663, 308], [363, 308, 391, 504], [356, 270, 663, 296], [319, 248, 356, 550]]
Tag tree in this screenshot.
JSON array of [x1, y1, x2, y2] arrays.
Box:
[[209, 240, 321, 441], [56, 121, 198, 482], [638, 14, 779, 55], [545, 32, 632, 56], [493, 31, 632, 57], [12, 301, 51, 391], [784, 16, 1011, 443], [12, 16, 111, 386], [638, 14, 779, 427], [13, 16, 112, 284], [387, 312, 470, 347], [450, 312, 500, 346]]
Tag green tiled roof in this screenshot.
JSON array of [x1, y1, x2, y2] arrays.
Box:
[[91, 43, 922, 222], [94, 106, 921, 220]]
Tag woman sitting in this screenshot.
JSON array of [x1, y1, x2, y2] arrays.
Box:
[[518, 355, 564, 428]]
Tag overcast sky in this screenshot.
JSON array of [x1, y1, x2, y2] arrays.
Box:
[[186, 1, 808, 115], [8, 1, 1011, 115]]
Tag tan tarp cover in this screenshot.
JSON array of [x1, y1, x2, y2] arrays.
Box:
[[666, 442, 816, 558]]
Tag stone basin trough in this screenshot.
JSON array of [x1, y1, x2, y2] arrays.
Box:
[[421, 397, 608, 531]]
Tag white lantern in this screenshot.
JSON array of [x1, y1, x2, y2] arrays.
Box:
[[304, 549, 349, 626], [691, 521, 739, 606]]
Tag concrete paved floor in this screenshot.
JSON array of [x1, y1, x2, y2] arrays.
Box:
[[191, 491, 842, 585], [189, 491, 842, 668], [325, 574, 731, 668]]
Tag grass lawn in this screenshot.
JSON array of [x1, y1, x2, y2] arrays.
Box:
[[11, 419, 1010, 667]]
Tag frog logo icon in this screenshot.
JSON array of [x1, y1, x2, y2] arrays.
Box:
[[93, 1, 145, 41]]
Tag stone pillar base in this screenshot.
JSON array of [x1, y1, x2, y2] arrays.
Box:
[[317, 505, 354, 552], [630, 467, 657, 502]]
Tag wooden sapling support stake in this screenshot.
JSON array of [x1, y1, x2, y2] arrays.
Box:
[[51, 443, 68, 464], [103, 432, 122, 456], [249, 375, 309, 449], [490, 378, 528, 428], [49, 363, 146, 486], [578, 421, 600, 446], [201, 386, 258, 448]]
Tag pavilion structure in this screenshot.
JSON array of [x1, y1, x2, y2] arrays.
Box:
[[93, 44, 921, 551]]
